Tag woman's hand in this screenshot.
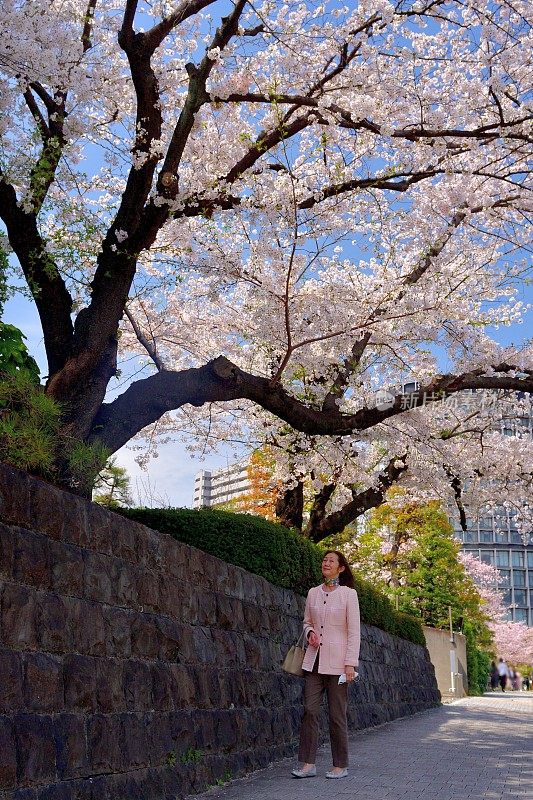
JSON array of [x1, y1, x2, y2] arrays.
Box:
[[308, 631, 320, 648], [345, 665, 357, 682]]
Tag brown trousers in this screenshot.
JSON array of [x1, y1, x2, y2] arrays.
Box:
[[297, 667, 349, 767]]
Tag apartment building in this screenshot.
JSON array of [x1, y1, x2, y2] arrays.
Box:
[[192, 462, 251, 509]]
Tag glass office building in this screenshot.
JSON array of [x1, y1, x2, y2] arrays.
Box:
[[456, 512, 533, 625]]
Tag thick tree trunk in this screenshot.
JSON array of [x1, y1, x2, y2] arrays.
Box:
[[275, 481, 304, 530]]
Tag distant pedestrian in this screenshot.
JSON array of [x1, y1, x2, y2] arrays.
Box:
[[497, 658, 510, 691], [291, 550, 360, 780], [489, 661, 499, 691]]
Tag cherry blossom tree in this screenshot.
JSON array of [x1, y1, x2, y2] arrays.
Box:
[[1, 0, 532, 497], [460, 553, 533, 666]]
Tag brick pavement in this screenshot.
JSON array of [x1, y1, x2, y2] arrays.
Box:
[[187, 693, 533, 800]]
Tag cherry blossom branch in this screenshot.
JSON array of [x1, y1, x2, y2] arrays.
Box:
[[124, 306, 166, 372], [211, 91, 532, 143], [81, 0, 98, 52], [90, 355, 533, 455], [321, 200, 502, 411], [302, 455, 409, 542]]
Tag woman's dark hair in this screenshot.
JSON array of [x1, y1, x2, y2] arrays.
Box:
[[324, 550, 355, 589]]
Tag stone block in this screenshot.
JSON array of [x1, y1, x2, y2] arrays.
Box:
[[244, 603, 266, 635], [95, 659, 124, 713], [0, 715, 17, 789], [192, 627, 215, 665], [135, 528, 162, 571], [123, 660, 152, 711], [211, 629, 236, 666], [38, 594, 71, 653], [112, 561, 136, 607], [49, 542, 84, 596], [3, 790, 38, 800], [191, 709, 215, 750], [103, 607, 132, 658], [0, 649, 23, 712], [82, 552, 113, 604], [36, 783, 73, 800], [159, 535, 187, 580], [86, 504, 113, 556], [196, 590, 217, 626], [158, 578, 182, 619], [214, 709, 238, 750], [63, 655, 97, 713], [136, 568, 160, 612], [65, 598, 106, 657], [0, 464, 32, 529], [130, 614, 161, 660], [169, 665, 196, 708], [13, 530, 51, 590], [87, 714, 124, 773], [120, 712, 151, 769], [157, 617, 182, 662], [242, 635, 263, 670], [150, 663, 174, 711], [0, 523, 15, 579], [168, 709, 195, 752], [28, 479, 64, 542], [2, 584, 38, 650], [53, 713, 89, 780], [60, 493, 90, 549], [216, 595, 244, 631], [111, 521, 137, 563], [23, 652, 64, 712], [14, 713, 57, 786], [144, 712, 174, 767]]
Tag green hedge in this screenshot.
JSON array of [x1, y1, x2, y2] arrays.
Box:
[[122, 507, 322, 596], [121, 507, 425, 646]]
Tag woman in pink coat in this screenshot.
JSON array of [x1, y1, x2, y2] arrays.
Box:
[[292, 550, 361, 780]]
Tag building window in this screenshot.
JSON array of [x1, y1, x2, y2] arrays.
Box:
[[510, 531, 522, 545], [500, 589, 512, 606], [512, 570, 526, 588], [528, 572, 533, 588], [512, 551, 525, 568], [494, 530, 509, 543], [513, 589, 528, 607], [498, 569, 511, 587], [527, 552, 533, 568], [513, 608, 528, 623], [480, 550, 494, 565], [463, 531, 477, 544], [495, 551, 510, 567], [479, 530, 493, 543]]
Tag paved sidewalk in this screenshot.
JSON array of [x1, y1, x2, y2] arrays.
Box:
[[188, 694, 533, 800]]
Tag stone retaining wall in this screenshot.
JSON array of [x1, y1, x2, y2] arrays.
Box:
[[0, 463, 440, 799]]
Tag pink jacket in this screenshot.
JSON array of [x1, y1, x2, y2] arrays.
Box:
[[301, 585, 361, 675]]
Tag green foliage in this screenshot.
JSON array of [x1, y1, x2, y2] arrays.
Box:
[[93, 457, 133, 509], [66, 439, 111, 496], [0, 324, 40, 382], [120, 506, 425, 645], [121, 506, 323, 596], [464, 620, 491, 695], [179, 748, 203, 766], [0, 372, 60, 472], [0, 371, 109, 488]]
